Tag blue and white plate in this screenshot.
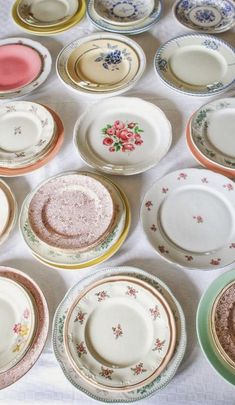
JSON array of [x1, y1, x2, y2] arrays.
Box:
[[173, 0, 235, 34], [154, 34, 235, 96]]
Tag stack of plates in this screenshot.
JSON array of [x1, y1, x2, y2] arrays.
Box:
[[53, 266, 187, 401], [0, 180, 17, 246], [0, 266, 49, 389], [0, 38, 51, 100], [19, 171, 130, 270], [0, 101, 64, 177], [186, 97, 235, 178], [141, 168, 235, 270], [87, 0, 163, 34], [56, 33, 146, 96], [197, 268, 235, 386], [11, 0, 86, 35]]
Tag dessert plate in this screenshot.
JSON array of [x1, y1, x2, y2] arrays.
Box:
[[28, 174, 115, 251], [173, 0, 235, 34], [93, 0, 154, 25], [0, 277, 35, 373], [53, 266, 186, 402], [64, 275, 176, 391], [57, 33, 146, 96], [74, 97, 172, 175], [154, 34, 235, 96], [0, 38, 51, 100], [141, 168, 235, 270], [0, 180, 18, 246]]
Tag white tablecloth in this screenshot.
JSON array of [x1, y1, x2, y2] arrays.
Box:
[[1, 1, 235, 404]]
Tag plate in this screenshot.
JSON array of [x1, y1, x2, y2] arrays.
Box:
[[154, 34, 235, 96], [57, 33, 146, 96], [74, 97, 172, 175], [0, 277, 35, 373], [173, 0, 235, 34], [141, 168, 235, 270], [0, 179, 18, 246], [64, 275, 176, 391], [197, 268, 235, 386], [87, 0, 163, 35], [52, 266, 186, 402], [0, 267, 49, 390], [93, 0, 154, 26], [28, 174, 115, 251], [0, 38, 51, 100], [0, 187, 10, 236], [17, 0, 79, 27]]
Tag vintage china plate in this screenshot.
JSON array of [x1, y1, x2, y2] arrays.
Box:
[[154, 34, 235, 96], [17, 0, 79, 27], [0, 267, 49, 390], [28, 174, 115, 251], [93, 0, 154, 26], [0, 38, 51, 100], [0, 277, 35, 373], [87, 0, 163, 35], [141, 168, 235, 270], [53, 266, 186, 402], [0, 179, 18, 246], [173, 0, 235, 34], [74, 97, 172, 175], [57, 33, 146, 96], [64, 275, 176, 391], [197, 268, 235, 386]]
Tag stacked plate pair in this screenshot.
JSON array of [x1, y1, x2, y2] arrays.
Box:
[[197, 269, 235, 386], [87, 0, 163, 34], [12, 0, 86, 35], [19, 172, 130, 270], [0, 266, 49, 390], [0, 38, 51, 100], [57, 33, 146, 97], [53, 266, 187, 401], [186, 97, 235, 178], [0, 180, 17, 246], [0, 101, 64, 177], [141, 168, 235, 270]]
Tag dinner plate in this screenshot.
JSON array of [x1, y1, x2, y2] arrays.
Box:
[[53, 266, 186, 402], [64, 275, 176, 391], [0, 38, 51, 100], [87, 0, 163, 35], [197, 268, 235, 386], [17, 0, 79, 27], [57, 33, 146, 96], [0, 179, 18, 246], [141, 168, 235, 270], [93, 0, 154, 26], [74, 97, 172, 175], [173, 0, 235, 34], [154, 34, 235, 96], [28, 174, 115, 251], [0, 277, 35, 373], [0, 267, 49, 390]]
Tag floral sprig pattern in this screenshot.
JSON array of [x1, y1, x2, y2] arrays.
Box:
[[131, 362, 147, 375], [102, 120, 144, 153], [152, 338, 166, 352], [74, 310, 87, 325], [76, 342, 87, 358], [112, 324, 123, 339]]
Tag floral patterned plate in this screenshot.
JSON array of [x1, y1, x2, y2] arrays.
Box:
[[52, 266, 186, 402], [154, 34, 235, 96], [0, 179, 18, 246], [57, 33, 146, 96], [0, 277, 35, 373], [141, 168, 235, 270], [74, 97, 172, 175], [173, 0, 235, 34], [64, 275, 176, 392]]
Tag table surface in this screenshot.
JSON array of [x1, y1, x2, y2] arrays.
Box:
[[1, 1, 235, 404]]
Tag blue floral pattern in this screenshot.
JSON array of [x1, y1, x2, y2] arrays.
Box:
[[94, 43, 132, 71], [195, 9, 216, 22], [202, 39, 219, 50]]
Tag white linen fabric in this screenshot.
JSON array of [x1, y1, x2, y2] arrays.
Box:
[[0, 0, 235, 404]]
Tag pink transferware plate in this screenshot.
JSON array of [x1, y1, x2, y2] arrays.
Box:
[[0, 266, 49, 390], [28, 173, 115, 251]]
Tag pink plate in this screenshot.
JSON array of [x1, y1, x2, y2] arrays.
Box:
[[0, 44, 42, 92], [0, 267, 49, 390]]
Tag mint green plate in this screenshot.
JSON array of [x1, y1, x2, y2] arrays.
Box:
[[197, 269, 235, 385]]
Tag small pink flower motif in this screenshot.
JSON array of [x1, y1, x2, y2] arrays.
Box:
[[210, 258, 221, 265], [158, 245, 169, 254], [74, 310, 87, 325], [135, 139, 143, 145], [150, 224, 157, 232], [127, 122, 136, 129], [201, 177, 208, 184], [112, 324, 123, 339], [131, 362, 147, 376], [95, 290, 109, 302], [23, 308, 30, 319], [109, 146, 115, 152], [162, 187, 169, 194], [103, 137, 114, 146], [13, 323, 21, 334], [100, 366, 113, 380], [126, 286, 138, 299], [149, 305, 160, 320], [193, 215, 203, 224], [76, 342, 87, 358], [153, 338, 166, 352], [114, 120, 125, 130], [223, 183, 234, 191], [185, 255, 193, 261], [119, 129, 129, 141], [127, 131, 135, 139], [177, 172, 187, 180], [106, 127, 115, 136], [122, 143, 135, 152], [145, 201, 153, 211], [229, 243, 235, 249]]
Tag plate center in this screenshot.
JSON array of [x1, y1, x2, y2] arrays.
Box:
[[207, 109, 235, 158], [189, 6, 222, 27], [112, 2, 136, 18], [30, 0, 69, 22]]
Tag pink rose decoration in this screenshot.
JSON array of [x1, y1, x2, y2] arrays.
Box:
[[103, 137, 114, 146], [13, 323, 21, 334], [122, 143, 135, 152], [128, 122, 136, 129], [106, 127, 115, 136], [102, 120, 144, 153], [135, 139, 143, 145], [109, 146, 115, 152], [114, 120, 125, 130]]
